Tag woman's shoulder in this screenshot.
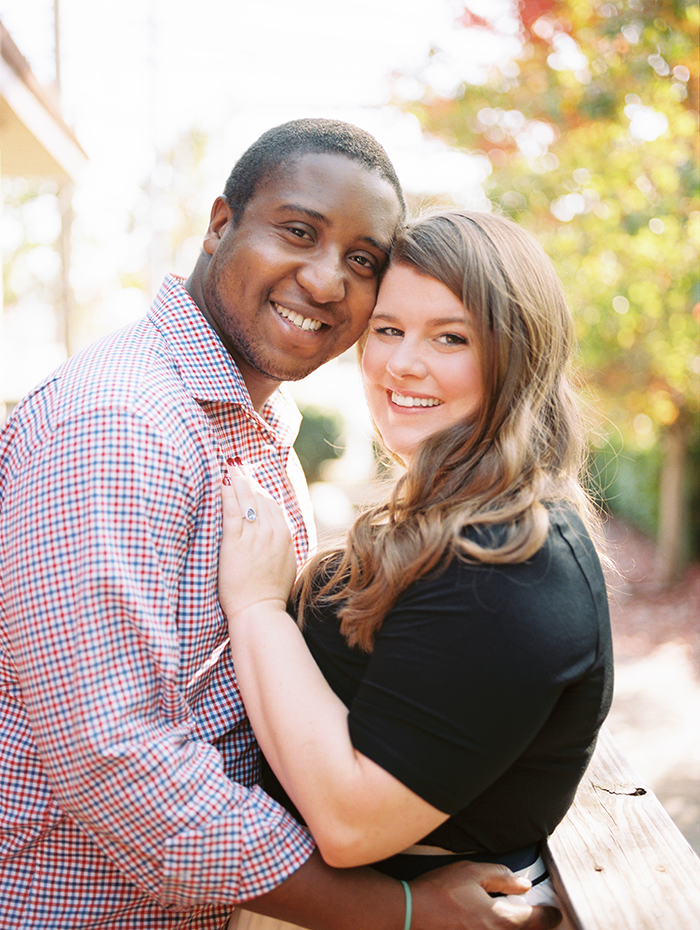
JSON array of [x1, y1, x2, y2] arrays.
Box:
[[457, 501, 599, 569], [541, 502, 607, 584], [404, 502, 609, 632]]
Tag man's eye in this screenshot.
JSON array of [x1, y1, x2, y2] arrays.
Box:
[[350, 254, 378, 274], [286, 225, 312, 240]]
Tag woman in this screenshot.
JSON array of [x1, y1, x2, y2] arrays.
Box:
[[220, 210, 613, 930]]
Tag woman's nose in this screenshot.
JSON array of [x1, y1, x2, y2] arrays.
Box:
[[386, 340, 428, 379]]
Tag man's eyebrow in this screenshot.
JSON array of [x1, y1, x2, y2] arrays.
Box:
[[276, 204, 392, 256], [277, 203, 327, 223], [362, 236, 391, 258]]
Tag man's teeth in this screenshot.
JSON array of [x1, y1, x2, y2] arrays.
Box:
[[274, 303, 322, 332], [391, 392, 442, 408]]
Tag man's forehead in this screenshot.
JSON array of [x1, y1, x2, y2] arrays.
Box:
[[254, 151, 400, 217]]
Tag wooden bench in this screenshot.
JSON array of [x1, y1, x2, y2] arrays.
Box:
[[545, 725, 700, 929]]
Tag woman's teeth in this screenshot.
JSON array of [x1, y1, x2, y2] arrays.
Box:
[[274, 303, 322, 332], [391, 392, 441, 408]]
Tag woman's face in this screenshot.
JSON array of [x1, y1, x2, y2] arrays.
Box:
[[361, 263, 483, 466]]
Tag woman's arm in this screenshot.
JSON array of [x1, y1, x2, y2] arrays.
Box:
[[219, 471, 449, 868]]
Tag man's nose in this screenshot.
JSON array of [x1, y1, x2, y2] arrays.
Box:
[[296, 250, 346, 305]]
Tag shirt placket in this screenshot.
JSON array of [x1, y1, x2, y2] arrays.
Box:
[[205, 404, 310, 568]]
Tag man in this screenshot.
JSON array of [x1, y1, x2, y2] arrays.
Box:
[[0, 119, 559, 929]]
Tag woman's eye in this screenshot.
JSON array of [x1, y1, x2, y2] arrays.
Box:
[[374, 326, 403, 337], [438, 333, 468, 346]]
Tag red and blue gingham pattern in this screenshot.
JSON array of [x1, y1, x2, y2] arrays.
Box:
[[0, 276, 315, 928]]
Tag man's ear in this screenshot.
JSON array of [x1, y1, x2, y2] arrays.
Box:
[[203, 197, 234, 256]]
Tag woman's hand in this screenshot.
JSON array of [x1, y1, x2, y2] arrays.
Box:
[[219, 470, 453, 867], [218, 466, 297, 620]]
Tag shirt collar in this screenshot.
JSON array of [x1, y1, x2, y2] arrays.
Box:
[[149, 274, 301, 446]]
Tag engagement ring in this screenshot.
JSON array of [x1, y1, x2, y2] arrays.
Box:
[[244, 507, 258, 523]]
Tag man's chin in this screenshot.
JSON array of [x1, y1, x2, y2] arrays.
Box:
[[244, 356, 329, 385], [255, 349, 342, 384], [279, 365, 324, 383]]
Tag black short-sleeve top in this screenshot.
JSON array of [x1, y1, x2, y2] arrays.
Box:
[[272, 505, 613, 859]]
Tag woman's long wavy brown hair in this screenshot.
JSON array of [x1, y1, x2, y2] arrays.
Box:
[[294, 209, 602, 652]]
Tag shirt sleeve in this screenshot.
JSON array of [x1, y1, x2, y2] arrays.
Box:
[[2, 405, 313, 908], [347, 537, 603, 815]]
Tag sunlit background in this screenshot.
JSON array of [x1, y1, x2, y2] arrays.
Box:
[[1, 0, 506, 378], [1, 0, 517, 480], [1, 0, 698, 855]]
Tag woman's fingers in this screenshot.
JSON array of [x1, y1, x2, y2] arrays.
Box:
[[224, 469, 291, 535], [221, 466, 274, 530], [218, 465, 297, 617], [227, 467, 261, 524]]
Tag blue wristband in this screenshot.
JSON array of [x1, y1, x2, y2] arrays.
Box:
[[400, 880, 412, 930]]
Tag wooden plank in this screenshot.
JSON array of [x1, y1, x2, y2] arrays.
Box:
[[545, 726, 700, 930]]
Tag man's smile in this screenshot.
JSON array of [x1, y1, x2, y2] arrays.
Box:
[[272, 301, 324, 332]]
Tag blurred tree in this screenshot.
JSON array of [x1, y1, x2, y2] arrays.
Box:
[[294, 405, 345, 485], [397, 0, 699, 582], [1, 177, 69, 408], [2, 177, 62, 309], [129, 128, 213, 295]]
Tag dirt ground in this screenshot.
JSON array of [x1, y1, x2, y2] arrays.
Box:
[[602, 517, 700, 855]]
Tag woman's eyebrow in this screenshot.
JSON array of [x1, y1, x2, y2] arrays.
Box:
[[432, 316, 470, 327], [371, 312, 471, 329]]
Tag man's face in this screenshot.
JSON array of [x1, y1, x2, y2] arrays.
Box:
[[200, 152, 403, 406]]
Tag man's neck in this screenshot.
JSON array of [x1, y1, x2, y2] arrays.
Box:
[[235, 366, 282, 414], [184, 266, 281, 414]]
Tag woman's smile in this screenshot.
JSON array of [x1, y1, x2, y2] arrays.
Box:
[[390, 391, 443, 408]]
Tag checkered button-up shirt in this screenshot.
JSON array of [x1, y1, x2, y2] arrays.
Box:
[[0, 275, 316, 928]]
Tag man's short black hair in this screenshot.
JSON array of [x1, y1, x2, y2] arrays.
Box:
[[222, 118, 406, 223]]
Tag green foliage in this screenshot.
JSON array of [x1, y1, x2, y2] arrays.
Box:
[[396, 0, 699, 561], [589, 433, 662, 535], [398, 0, 699, 456], [688, 430, 700, 554], [590, 428, 700, 555], [294, 405, 345, 484]]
